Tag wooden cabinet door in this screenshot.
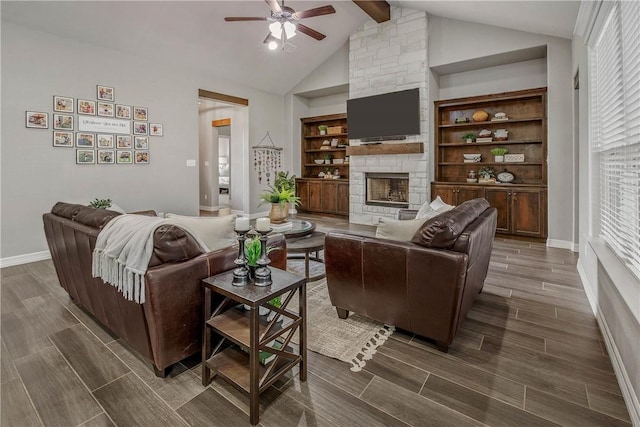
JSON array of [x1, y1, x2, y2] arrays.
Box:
[[321, 181, 338, 213], [308, 181, 323, 212], [431, 184, 457, 206], [485, 188, 511, 233], [457, 186, 484, 204], [512, 188, 545, 237], [336, 182, 349, 215], [296, 180, 309, 212]]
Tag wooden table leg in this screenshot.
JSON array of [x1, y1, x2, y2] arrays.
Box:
[[299, 282, 307, 382], [201, 287, 212, 386], [249, 306, 260, 425]]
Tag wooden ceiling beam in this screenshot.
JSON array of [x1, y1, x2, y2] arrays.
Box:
[[352, 1, 390, 23]]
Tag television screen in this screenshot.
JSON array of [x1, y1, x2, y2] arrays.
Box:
[[347, 89, 420, 140]]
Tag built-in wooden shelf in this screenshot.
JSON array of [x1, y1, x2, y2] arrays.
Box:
[[346, 142, 424, 156]]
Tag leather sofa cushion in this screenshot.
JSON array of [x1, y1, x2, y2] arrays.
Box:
[[74, 206, 122, 230], [51, 202, 85, 219], [412, 198, 490, 249], [148, 225, 206, 267]]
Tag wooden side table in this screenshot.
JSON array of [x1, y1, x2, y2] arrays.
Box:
[[286, 231, 326, 281], [201, 268, 307, 425]]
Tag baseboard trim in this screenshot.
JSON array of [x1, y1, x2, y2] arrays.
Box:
[[0, 250, 51, 268], [546, 238, 579, 252], [199, 205, 218, 212], [577, 259, 640, 426]]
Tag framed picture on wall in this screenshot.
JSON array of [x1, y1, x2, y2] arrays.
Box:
[[149, 123, 163, 136], [97, 102, 114, 117], [115, 104, 131, 119], [97, 85, 114, 101], [53, 96, 74, 113], [134, 150, 149, 164], [134, 136, 149, 149], [97, 134, 114, 148], [26, 111, 48, 129], [53, 114, 74, 130], [76, 149, 95, 164], [116, 150, 133, 164], [53, 131, 74, 147], [97, 149, 115, 164], [116, 135, 132, 148], [133, 121, 148, 135], [76, 132, 95, 148], [77, 99, 96, 115], [133, 107, 148, 121]]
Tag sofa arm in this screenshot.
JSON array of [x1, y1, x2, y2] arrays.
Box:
[[325, 231, 468, 346]]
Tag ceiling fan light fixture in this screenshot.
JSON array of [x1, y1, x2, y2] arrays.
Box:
[[268, 40, 278, 50], [283, 21, 296, 39], [269, 21, 282, 39]]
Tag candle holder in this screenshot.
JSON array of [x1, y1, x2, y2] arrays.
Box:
[[232, 229, 250, 286], [253, 228, 272, 287]]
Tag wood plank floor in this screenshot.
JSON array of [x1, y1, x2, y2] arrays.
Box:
[[1, 213, 631, 426]]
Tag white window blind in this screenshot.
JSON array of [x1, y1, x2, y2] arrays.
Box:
[[590, 0, 640, 278]]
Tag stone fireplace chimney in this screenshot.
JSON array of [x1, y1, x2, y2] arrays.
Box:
[[348, 7, 429, 225]]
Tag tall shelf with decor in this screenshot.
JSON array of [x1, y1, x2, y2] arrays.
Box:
[[432, 88, 548, 239], [296, 113, 349, 216]]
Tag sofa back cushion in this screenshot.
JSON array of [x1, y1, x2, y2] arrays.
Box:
[[411, 198, 490, 249], [52, 202, 121, 230], [148, 225, 207, 267], [165, 213, 236, 252]]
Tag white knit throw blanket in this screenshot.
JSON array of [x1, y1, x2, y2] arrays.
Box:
[[92, 214, 175, 304]]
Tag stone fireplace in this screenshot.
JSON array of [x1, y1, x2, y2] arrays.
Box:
[[348, 7, 430, 225], [366, 173, 409, 208]]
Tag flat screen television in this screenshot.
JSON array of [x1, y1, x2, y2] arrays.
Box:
[[347, 88, 420, 140]]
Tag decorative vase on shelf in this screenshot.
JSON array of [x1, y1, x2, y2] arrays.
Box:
[[495, 156, 504, 163], [268, 202, 289, 224]]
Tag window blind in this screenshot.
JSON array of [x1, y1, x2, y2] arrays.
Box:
[[591, 0, 640, 278]]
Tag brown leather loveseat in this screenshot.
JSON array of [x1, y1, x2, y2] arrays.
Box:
[[43, 202, 286, 376], [324, 198, 497, 352]]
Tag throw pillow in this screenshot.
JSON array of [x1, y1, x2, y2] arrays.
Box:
[[165, 213, 237, 252], [376, 217, 428, 242], [430, 195, 454, 212]]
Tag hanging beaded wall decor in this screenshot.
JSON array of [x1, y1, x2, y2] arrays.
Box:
[[252, 131, 282, 185]]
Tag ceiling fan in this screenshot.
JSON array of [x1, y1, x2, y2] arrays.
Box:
[[225, 0, 336, 48]]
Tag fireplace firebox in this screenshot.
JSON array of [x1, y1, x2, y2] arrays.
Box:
[[365, 173, 409, 208]]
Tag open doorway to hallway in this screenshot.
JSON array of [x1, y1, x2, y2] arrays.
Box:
[[198, 89, 249, 216]]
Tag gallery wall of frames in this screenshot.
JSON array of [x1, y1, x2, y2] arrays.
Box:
[[25, 84, 164, 165]]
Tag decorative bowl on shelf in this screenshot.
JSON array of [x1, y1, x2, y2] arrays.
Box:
[[314, 159, 324, 164], [463, 153, 482, 161]]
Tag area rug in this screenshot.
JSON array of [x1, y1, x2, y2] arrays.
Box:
[[291, 278, 395, 372]]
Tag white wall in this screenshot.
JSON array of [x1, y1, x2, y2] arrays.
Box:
[[438, 58, 548, 99], [198, 105, 219, 209], [1, 22, 285, 261], [308, 93, 348, 117], [429, 15, 574, 247], [290, 42, 349, 95]]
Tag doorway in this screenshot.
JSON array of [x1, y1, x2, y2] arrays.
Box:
[[198, 90, 249, 215]]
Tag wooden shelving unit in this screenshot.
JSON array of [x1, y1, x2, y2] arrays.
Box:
[[432, 88, 548, 239], [297, 113, 349, 216]]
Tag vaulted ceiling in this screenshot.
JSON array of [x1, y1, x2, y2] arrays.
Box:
[[1, 1, 579, 96]]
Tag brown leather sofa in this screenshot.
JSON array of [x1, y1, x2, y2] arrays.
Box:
[[43, 202, 286, 376], [324, 198, 497, 352]]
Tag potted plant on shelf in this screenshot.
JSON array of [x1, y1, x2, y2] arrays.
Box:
[[491, 147, 509, 162], [318, 125, 328, 135], [323, 153, 332, 164], [461, 132, 476, 144], [478, 167, 496, 183]]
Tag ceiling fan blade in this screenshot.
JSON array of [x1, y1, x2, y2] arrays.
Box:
[[296, 24, 326, 40], [225, 17, 268, 22], [294, 5, 336, 20], [265, 0, 282, 13]]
